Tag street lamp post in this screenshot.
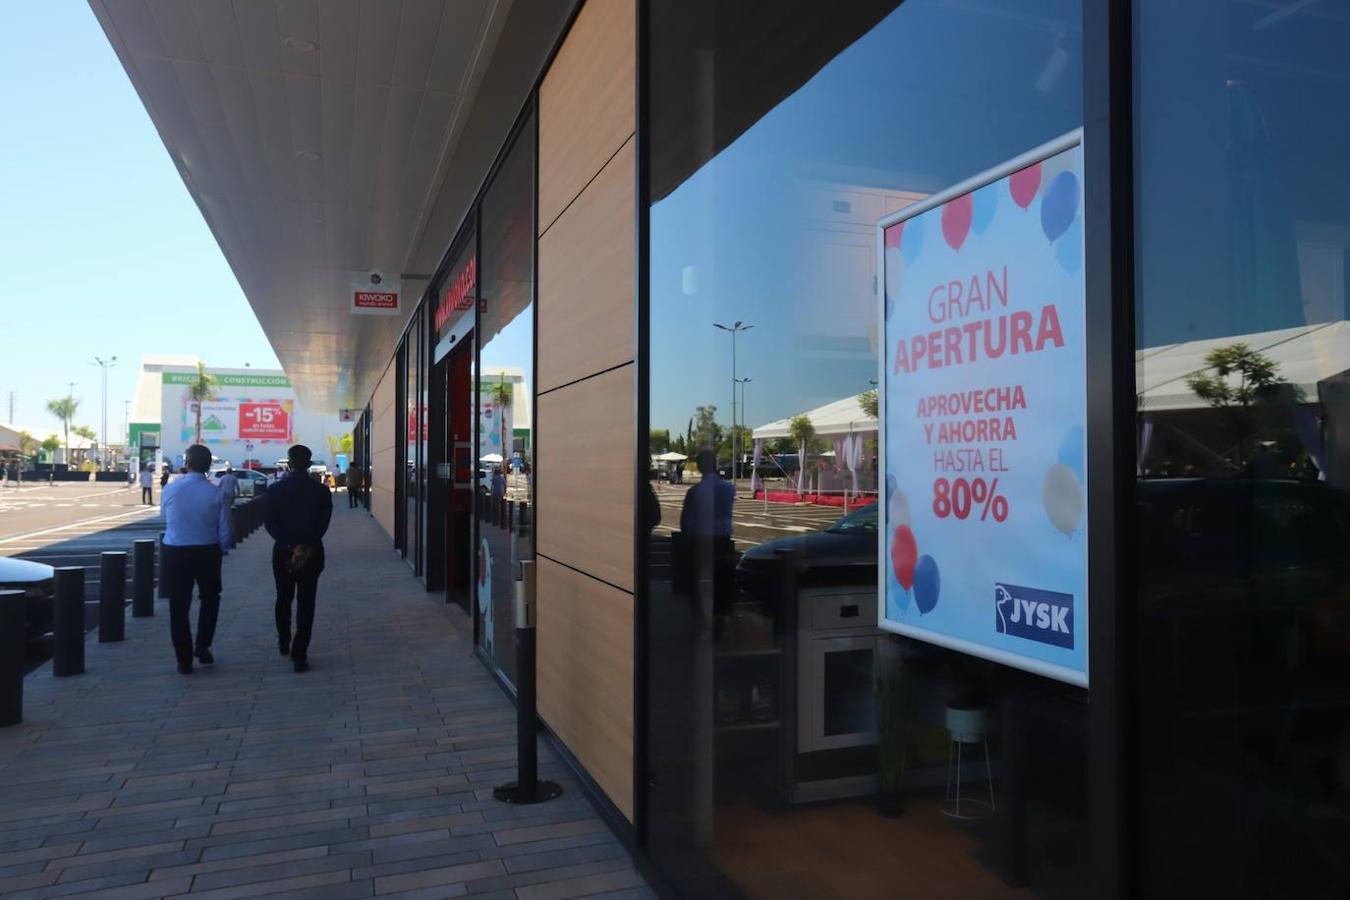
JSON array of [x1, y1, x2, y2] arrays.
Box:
[[93, 357, 117, 469], [736, 377, 752, 486], [713, 321, 753, 483]]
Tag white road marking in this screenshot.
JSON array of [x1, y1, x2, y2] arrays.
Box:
[[0, 506, 160, 547]]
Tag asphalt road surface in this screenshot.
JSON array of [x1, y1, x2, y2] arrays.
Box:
[[650, 478, 875, 552], [0, 481, 164, 671]]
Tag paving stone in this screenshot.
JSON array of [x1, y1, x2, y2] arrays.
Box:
[[0, 509, 648, 898]]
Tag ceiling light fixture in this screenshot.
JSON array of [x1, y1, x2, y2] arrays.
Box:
[[295, 150, 321, 161], [284, 36, 317, 52]]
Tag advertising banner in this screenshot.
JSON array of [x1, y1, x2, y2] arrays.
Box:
[[182, 397, 295, 446], [478, 382, 514, 461], [351, 271, 401, 316], [878, 131, 1088, 686]]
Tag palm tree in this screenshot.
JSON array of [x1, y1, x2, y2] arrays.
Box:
[[488, 376, 513, 461], [46, 396, 80, 464], [187, 362, 219, 443], [788, 414, 815, 495]]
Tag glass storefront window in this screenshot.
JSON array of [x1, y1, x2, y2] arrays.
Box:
[[476, 112, 536, 683], [1134, 2, 1350, 895], [646, 1, 1087, 897], [405, 307, 422, 573]]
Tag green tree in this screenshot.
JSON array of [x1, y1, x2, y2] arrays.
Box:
[[1184, 343, 1298, 466], [188, 362, 219, 443], [46, 396, 80, 463], [858, 388, 879, 420], [326, 432, 354, 459], [650, 429, 671, 454], [788, 414, 816, 494], [17, 431, 38, 462], [40, 435, 61, 458], [692, 405, 722, 455], [718, 425, 752, 463]]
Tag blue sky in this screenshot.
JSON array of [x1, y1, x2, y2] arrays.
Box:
[[0, 2, 279, 440]]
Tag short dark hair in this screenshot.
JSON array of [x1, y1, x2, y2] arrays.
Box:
[[288, 444, 313, 469], [696, 449, 716, 474], [185, 445, 212, 473]]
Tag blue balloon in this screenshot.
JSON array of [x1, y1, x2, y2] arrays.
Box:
[[913, 555, 940, 615], [1055, 218, 1082, 272], [1040, 171, 1079, 244], [887, 575, 910, 618], [970, 186, 997, 236], [1057, 425, 1085, 482], [900, 215, 924, 266]]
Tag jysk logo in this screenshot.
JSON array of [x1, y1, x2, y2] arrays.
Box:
[[995, 584, 1073, 649]]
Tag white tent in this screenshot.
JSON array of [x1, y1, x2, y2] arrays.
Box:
[[652, 451, 688, 462], [751, 394, 877, 441], [1136, 321, 1350, 411]]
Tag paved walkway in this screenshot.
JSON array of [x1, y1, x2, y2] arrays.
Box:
[[0, 505, 651, 900]]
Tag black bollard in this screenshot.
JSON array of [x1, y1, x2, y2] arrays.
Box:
[[500, 498, 509, 530], [52, 567, 85, 677], [0, 590, 24, 726], [157, 534, 169, 599], [517, 501, 529, 537], [507, 500, 515, 532], [132, 540, 155, 617], [494, 561, 562, 805], [98, 552, 126, 642]]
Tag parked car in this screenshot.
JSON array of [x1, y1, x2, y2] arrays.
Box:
[[0, 556, 56, 643], [240, 459, 263, 470], [230, 469, 269, 497]]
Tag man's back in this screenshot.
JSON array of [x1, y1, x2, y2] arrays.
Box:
[[265, 471, 333, 546], [162, 473, 230, 547]]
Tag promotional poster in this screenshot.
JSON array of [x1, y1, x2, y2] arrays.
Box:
[[878, 132, 1088, 686]]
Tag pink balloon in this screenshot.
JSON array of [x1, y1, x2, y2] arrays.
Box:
[[884, 222, 903, 250], [891, 525, 917, 590], [1010, 163, 1042, 209], [942, 195, 973, 251]]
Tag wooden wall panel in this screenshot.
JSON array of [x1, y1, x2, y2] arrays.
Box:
[[370, 360, 397, 540], [537, 0, 635, 234], [537, 364, 635, 591], [536, 556, 634, 821], [537, 138, 635, 394]]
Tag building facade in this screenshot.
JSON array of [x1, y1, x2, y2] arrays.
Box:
[[99, 1, 1350, 896]]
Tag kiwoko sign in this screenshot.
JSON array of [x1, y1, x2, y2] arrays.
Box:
[[351, 271, 401, 316]]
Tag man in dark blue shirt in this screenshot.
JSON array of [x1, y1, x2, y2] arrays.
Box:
[[265, 444, 333, 672]]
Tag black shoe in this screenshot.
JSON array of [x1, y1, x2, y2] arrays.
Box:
[[279, 637, 291, 657], [196, 648, 214, 666], [293, 659, 310, 673], [177, 663, 193, 675]]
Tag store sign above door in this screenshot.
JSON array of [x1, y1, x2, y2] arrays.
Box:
[[435, 257, 477, 336], [877, 130, 1088, 687], [351, 271, 401, 315]]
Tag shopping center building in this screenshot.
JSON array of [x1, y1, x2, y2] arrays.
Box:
[[94, 1, 1350, 896]]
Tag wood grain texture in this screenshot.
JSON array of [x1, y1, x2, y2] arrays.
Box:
[[371, 362, 397, 538], [536, 556, 634, 821], [536, 364, 635, 591], [537, 0, 635, 235], [537, 137, 635, 393]]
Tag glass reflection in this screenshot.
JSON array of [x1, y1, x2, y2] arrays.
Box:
[[646, 1, 1086, 897], [1135, 1, 1350, 894], [476, 113, 536, 683]]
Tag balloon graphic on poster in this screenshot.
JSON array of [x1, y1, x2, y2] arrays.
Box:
[[913, 555, 940, 614], [1010, 162, 1042, 209], [888, 487, 911, 528], [1057, 425, 1085, 481], [942, 194, 973, 251], [1043, 463, 1083, 535], [1040, 171, 1079, 244], [891, 525, 917, 590], [970, 186, 997, 235], [900, 215, 924, 265], [887, 568, 911, 617], [1055, 218, 1082, 272]]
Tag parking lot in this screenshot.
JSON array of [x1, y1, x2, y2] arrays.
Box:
[[650, 478, 875, 551]]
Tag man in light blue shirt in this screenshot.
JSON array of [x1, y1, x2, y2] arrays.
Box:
[[162, 444, 233, 674]]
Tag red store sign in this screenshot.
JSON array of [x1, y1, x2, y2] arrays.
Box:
[[239, 402, 291, 441], [435, 257, 477, 334]]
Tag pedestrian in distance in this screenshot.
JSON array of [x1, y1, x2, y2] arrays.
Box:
[[161, 444, 233, 674], [160, 464, 170, 489], [347, 468, 361, 509], [4, 459, 17, 488], [139, 461, 154, 505], [218, 464, 239, 508], [265, 444, 333, 673]]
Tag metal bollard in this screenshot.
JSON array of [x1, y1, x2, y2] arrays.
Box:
[[52, 567, 85, 677], [98, 552, 126, 642], [132, 540, 155, 617], [517, 501, 529, 537], [0, 590, 24, 726], [507, 500, 515, 532], [500, 498, 509, 530], [494, 561, 562, 805]]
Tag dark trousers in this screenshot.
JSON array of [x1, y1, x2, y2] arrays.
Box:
[[141, 486, 153, 505], [163, 544, 222, 666], [273, 543, 325, 662]]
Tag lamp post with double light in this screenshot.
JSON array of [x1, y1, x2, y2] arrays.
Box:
[[713, 321, 753, 483]]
